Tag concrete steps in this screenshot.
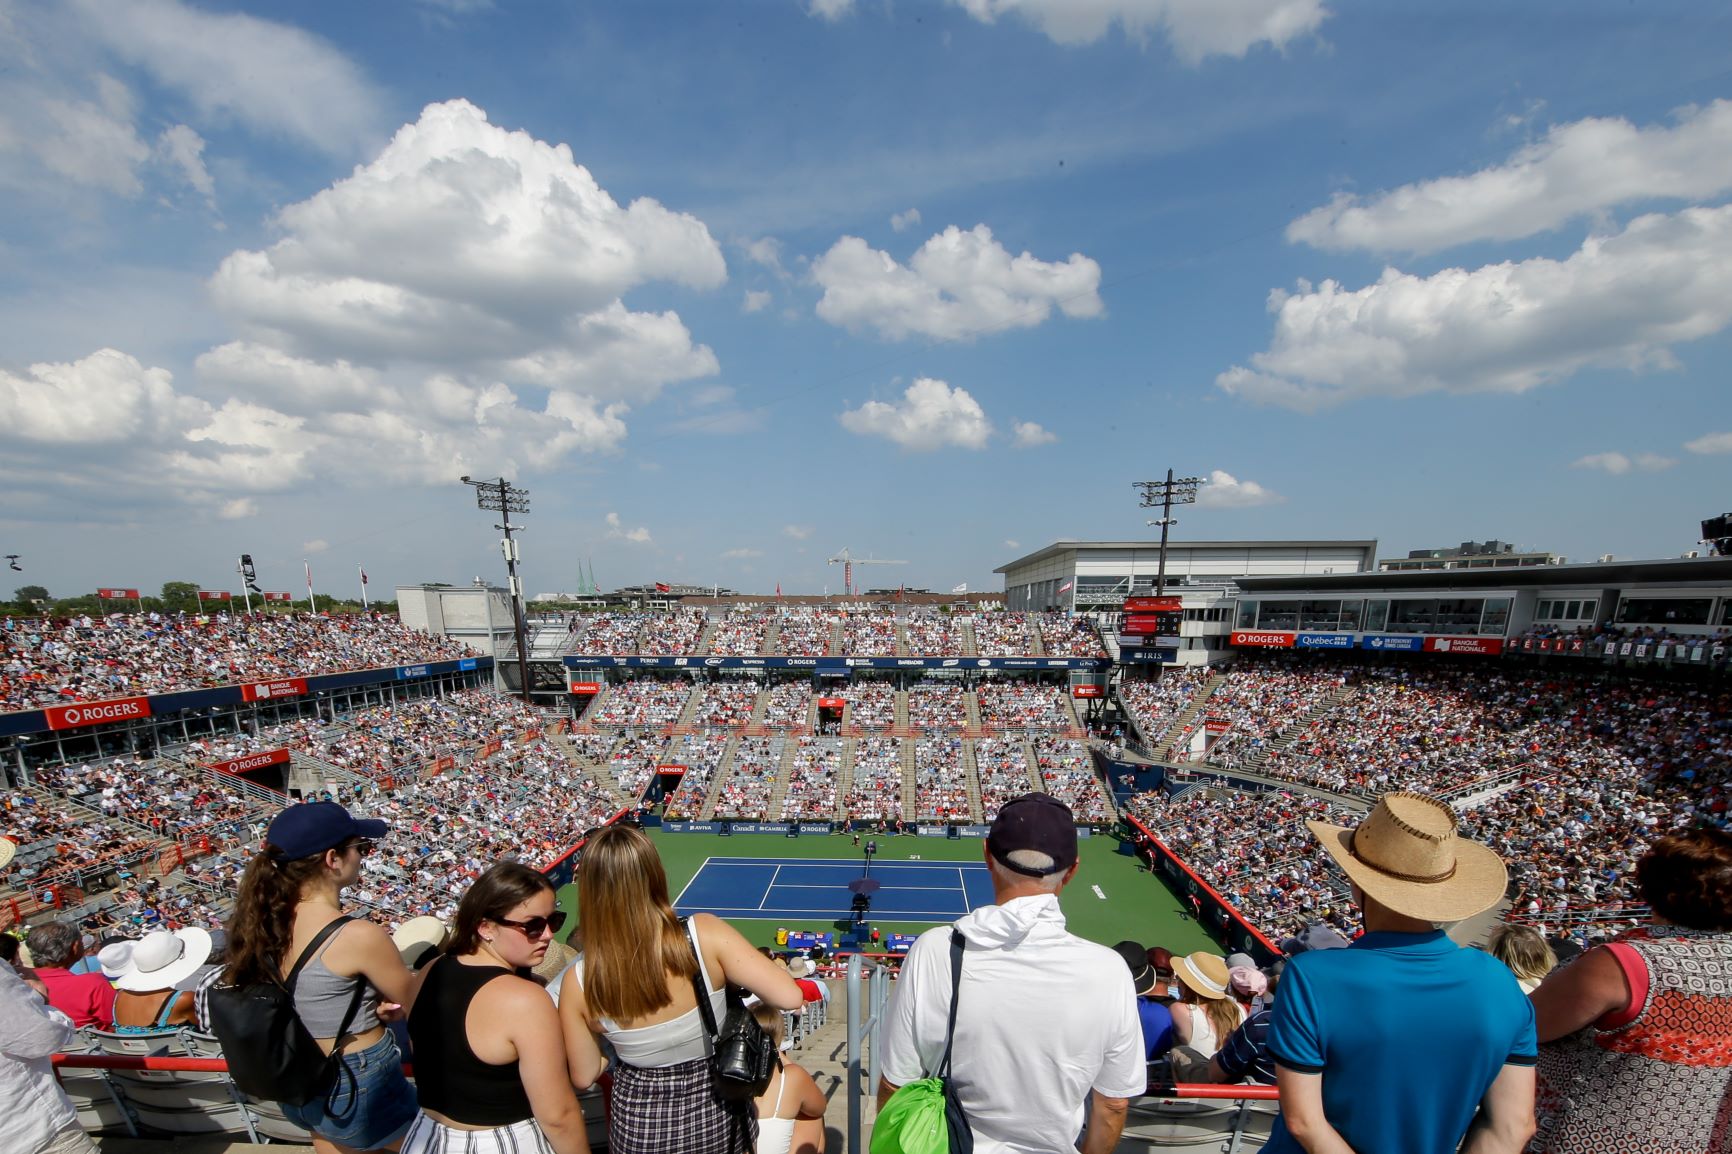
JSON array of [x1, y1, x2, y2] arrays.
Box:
[[695, 735, 740, 818], [900, 739, 918, 815], [835, 738, 855, 821], [1018, 736, 1046, 791], [961, 740, 984, 821], [767, 737, 799, 816], [1154, 672, 1225, 759]]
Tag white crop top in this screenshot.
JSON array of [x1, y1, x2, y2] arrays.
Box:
[[575, 918, 726, 1068]]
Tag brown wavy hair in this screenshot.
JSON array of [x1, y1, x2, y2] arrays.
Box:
[[448, 861, 555, 957], [223, 850, 331, 986], [578, 823, 697, 1022], [1638, 826, 1732, 931]]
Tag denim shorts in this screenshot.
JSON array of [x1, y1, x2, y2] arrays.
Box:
[[280, 1033, 418, 1151]]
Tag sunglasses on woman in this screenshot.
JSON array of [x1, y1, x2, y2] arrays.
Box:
[[494, 910, 568, 939]]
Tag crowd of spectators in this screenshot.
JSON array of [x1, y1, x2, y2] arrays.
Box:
[[1036, 611, 1109, 658], [638, 608, 707, 654], [913, 736, 971, 822], [781, 736, 841, 820], [1197, 661, 1345, 763], [973, 738, 1035, 822], [266, 690, 548, 778], [760, 681, 811, 728], [1033, 736, 1112, 822], [604, 734, 667, 800], [841, 612, 899, 656], [906, 682, 967, 729], [1118, 668, 1211, 751], [38, 755, 264, 843], [712, 736, 781, 819], [1, 611, 476, 712], [687, 681, 759, 727], [902, 610, 963, 655], [1, 789, 163, 894], [589, 679, 692, 727], [773, 609, 836, 656], [707, 611, 772, 656], [977, 680, 1072, 729], [659, 733, 733, 820], [843, 681, 895, 728], [970, 612, 1034, 656], [845, 737, 904, 822]]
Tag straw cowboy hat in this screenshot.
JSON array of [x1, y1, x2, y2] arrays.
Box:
[[531, 939, 578, 986], [1307, 791, 1507, 923], [1173, 951, 1232, 1001], [0, 837, 15, 871], [391, 917, 450, 971]]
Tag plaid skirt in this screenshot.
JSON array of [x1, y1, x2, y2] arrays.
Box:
[[608, 1055, 755, 1154]]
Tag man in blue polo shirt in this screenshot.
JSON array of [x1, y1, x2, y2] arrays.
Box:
[[1264, 792, 1537, 1154]]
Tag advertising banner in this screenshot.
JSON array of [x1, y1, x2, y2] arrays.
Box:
[[1204, 718, 1230, 734], [196, 591, 232, 602], [1118, 647, 1179, 664], [44, 696, 152, 731], [1071, 684, 1103, 698], [240, 677, 308, 703], [816, 697, 846, 709], [96, 588, 139, 599], [206, 748, 290, 776], [1423, 637, 1505, 655], [1295, 632, 1354, 649], [397, 664, 431, 679], [1123, 596, 1183, 612], [568, 682, 602, 695], [262, 592, 294, 602], [563, 655, 1112, 671], [1360, 635, 1424, 651], [459, 658, 479, 671], [1230, 631, 1295, 648], [656, 764, 688, 776]]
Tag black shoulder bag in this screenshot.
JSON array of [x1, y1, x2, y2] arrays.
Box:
[[937, 930, 974, 1154], [685, 917, 777, 1101], [207, 915, 367, 1106]]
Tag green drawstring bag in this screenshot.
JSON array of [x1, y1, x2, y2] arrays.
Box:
[[871, 932, 972, 1154]]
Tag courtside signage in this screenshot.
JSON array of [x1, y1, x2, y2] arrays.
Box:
[[196, 591, 232, 601], [1361, 635, 1424, 651], [397, 664, 431, 678], [206, 749, 290, 775], [1230, 631, 1295, 648], [45, 696, 152, 731], [261, 592, 294, 602], [1071, 684, 1103, 698], [568, 681, 602, 695], [96, 588, 140, 599], [1423, 637, 1505, 655], [1296, 632, 1355, 649], [240, 678, 308, 702]]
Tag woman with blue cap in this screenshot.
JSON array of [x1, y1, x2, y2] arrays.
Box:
[[223, 800, 420, 1153]]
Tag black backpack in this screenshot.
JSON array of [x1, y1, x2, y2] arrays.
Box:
[[207, 916, 366, 1106]]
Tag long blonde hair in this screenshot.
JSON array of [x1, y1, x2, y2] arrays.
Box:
[[1184, 983, 1243, 1044], [1487, 923, 1556, 985], [578, 824, 697, 1021]]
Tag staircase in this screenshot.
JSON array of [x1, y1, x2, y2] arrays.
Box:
[[748, 687, 771, 725], [763, 618, 783, 655], [960, 741, 984, 821], [834, 738, 856, 820], [895, 620, 909, 657], [962, 690, 983, 732], [1030, 620, 1047, 657], [1233, 683, 1353, 774], [900, 739, 918, 816], [697, 736, 740, 818], [766, 738, 800, 817], [547, 731, 632, 810], [1149, 672, 1226, 759], [694, 617, 720, 655], [961, 617, 979, 657], [893, 691, 909, 730], [827, 619, 844, 655], [1017, 737, 1047, 791], [674, 683, 707, 727]]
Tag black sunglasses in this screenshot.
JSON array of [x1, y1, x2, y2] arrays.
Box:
[[342, 839, 377, 858], [494, 910, 568, 939]]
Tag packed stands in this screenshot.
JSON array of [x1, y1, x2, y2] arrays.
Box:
[[843, 681, 895, 728], [605, 734, 666, 800], [1118, 668, 1212, 751], [841, 612, 898, 657], [564, 611, 641, 654], [906, 682, 968, 729], [0, 611, 476, 711], [712, 736, 781, 819], [977, 680, 1072, 729], [1033, 736, 1113, 822], [971, 611, 1034, 657], [687, 681, 760, 728], [590, 679, 691, 727], [1036, 611, 1109, 658], [659, 733, 733, 820], [638, 607, 707, 654], [265, 689, 545, 778], [914, 736, 970, 822], [760, 681, 812, 729], [773, 608, 835, 656], [846, 737, 904, 822], [974, 738, 1035, 822], [902, 610, 964, 656], [707, 610, 772, 656], [782, 736, 842, 820]]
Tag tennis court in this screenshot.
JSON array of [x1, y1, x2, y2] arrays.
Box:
[[675, 856, 996, 922]]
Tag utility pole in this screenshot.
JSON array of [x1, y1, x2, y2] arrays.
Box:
[[1134, 470, 1202, 596], [461, 476, 533, 704]]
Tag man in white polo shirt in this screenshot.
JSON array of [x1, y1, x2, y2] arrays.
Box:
[[877, 793, 1143, 1154]]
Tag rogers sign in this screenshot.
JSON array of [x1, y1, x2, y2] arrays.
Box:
[[1230, 631, 1295, 649], [207, 749, 290, 775], [45, 696, 152, 731]]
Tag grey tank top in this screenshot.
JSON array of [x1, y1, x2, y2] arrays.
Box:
[[292, 922, 383, 1038]]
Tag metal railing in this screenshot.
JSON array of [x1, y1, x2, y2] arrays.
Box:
[[844, 952, 893, 1154]]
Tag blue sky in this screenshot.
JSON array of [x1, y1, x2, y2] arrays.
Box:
[[2, 0, 1729, 600]]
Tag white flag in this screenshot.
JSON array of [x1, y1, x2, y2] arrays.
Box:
[[951, 583, 967, 593]]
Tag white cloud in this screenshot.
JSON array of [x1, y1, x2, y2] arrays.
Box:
[[1218, 205, 1732, 411], [210, 100, 723, 401], [1571, 451, 1676, 475], [302, 539, 329, 554], [1004, 539, 1021, 549], [890, 207, 922, 233], [721, 548, 763, 559], [743, 290, 771, 313], [1290, 100, 1732, 255], [1685, 431, 1732, 455], [195, 342, 385, 413], [809, 0, 853, 18], [219, 497, 257, 519], [155, 123, 214, 206], [605, 512, 652, 544], [813, 224, 1102, 341], [0, 348, 208, 444], [743, 237, 784, 274], [1011, 420, 1058, 447], [1196, 469, 1283, 508], [783, 524, 814, 540], [26, 74, 151, 196], [949, 0, 1328, 63], [72, 0, 385, 157], [840, 378, 993, 451]]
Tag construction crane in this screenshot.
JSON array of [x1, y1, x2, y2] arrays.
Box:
[[827, 547, 907, 596]]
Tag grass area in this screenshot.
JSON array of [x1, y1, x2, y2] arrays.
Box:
[[554, 829, 1222, 956]]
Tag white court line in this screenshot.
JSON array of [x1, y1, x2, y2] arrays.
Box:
[[680, 906, 970, 920], [770, 883, 966, 891], [1091, 884, 1106, 900], [757, 864, 782, 911], [671, 856, 711, 907]]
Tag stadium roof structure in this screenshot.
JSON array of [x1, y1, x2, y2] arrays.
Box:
[[993, 540, 1380, 574], [1237, 554, 1732, 592]]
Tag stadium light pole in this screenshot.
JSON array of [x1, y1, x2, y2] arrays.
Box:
[[1135, 470, 1203, 597], [461, 476, 533, 704]]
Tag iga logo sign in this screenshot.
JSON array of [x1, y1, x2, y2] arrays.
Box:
[[45, 696, 152, 731]]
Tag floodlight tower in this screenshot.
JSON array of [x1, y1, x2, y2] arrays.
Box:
[[1134, 470, 1203, 596], [461, 476, 533, 703]]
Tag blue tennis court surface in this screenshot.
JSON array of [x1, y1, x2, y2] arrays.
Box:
[[674, 857, 995, 921]]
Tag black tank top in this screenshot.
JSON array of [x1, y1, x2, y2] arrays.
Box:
[[409, 954, 535, 1126]]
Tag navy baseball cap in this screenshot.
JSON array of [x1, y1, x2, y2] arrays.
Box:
[[266, 801, 387, 862], [987, 793, 1077, 876]]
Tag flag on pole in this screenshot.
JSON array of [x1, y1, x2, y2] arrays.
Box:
[[305, 561, 316, 612], [359, 566, 370, 610], [1057, 580, 1074, 594], [775, 582, 782, 601], [655, 582, 671, 593], [951, 583, 967, 593]]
